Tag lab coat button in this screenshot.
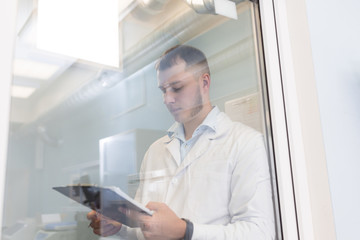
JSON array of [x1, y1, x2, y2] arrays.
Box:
[[172, 178, 178, 184]]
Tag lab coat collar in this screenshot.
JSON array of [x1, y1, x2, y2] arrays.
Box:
[[166, 106, 220, 142], [163, 107, 232, 167]]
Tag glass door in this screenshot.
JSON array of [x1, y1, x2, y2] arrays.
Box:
[[2, 0, 283, 239]]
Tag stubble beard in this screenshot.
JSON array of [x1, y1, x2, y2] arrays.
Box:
[[189, 86, 203, 118], [171, 85, 204, 123]]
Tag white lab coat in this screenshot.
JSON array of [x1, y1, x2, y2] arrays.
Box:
[[119, 111, 275, 239]]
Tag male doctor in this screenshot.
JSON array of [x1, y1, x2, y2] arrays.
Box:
[[88, 45, 275, 239]]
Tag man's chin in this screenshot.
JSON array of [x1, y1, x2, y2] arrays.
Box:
[[172, 113, 185, 123], [171, 110, 198, 124], [173, 115, 182, 123]]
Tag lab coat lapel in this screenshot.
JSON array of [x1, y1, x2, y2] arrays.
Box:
[[174, 134, 212, 176], [174, 113, 230, 175], [165, 137, 181, 166], [167, 111, 231, 175]]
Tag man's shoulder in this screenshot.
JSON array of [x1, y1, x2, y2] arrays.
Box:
[[147, 134, 170, 149], [217, 111, 263, 140]]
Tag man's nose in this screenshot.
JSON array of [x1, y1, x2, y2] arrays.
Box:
[[163, 91, 175, 104]]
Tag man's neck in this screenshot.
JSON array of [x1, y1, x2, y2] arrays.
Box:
[[183, 104, 213, 140]]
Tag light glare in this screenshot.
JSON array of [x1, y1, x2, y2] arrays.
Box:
[[13, 59, 60, 80], [37, 0, 119, 67], [11, 86, 36, 98], [214, 0, 238, 20]]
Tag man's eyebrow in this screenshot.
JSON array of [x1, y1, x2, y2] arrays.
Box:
[[158, 81, 181, 89]]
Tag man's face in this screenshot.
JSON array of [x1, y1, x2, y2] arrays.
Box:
[[158, 59, 204, 124]]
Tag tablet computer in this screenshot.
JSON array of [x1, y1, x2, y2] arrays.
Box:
[[53, 184, 152, 228]]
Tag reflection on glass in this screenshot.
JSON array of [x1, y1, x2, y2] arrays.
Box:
[[2, 0, 281, 239], [37, 0, 119, 67]]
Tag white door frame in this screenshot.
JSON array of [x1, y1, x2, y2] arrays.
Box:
[[260, 0, 336, 239]]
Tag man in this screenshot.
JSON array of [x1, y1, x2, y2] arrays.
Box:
[[88, 45, 275, 239]]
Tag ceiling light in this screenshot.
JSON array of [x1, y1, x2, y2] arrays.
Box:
[[186, 0, 238, 19], [119, 0, 135, 13], [11, 85, 36, 98], [37, 0, 119, 67], [214, 0, 237, 19], [13, 59, 60, 80], [17, 10, 37, 47]]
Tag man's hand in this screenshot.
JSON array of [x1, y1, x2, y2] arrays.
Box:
[[139, 202, 186, 240], [87, 210, 122, 237]]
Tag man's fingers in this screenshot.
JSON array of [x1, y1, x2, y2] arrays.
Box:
[[88, 218, 102, 229], [118, 206, 145, 221], [139, 219, 150, 231], [93, 221, 121, 237], [90, 219, 122, 237], [87, 210, 122, 237], [87, 210, 98, 220], [146, 201, 163, 211], [138, 214, 153, 232]]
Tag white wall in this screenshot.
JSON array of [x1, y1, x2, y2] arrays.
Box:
[[305, 1, 360, 239]]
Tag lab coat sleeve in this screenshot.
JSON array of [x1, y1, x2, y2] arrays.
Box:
[[191, 134, 275, 240]]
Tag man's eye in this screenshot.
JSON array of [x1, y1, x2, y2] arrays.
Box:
[[173, 87, 182, 92]]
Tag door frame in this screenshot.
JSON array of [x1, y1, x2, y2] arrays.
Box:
[[259, 0, 336, 239]]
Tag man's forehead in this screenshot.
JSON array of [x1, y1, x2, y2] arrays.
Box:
[[157, 61, 188, 84], [158, 73, 191, 88]]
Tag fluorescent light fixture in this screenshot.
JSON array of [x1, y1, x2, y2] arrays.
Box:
[[11, 85, 36, 98], [37, 0, 119, 67], [13, 59, 60, 80], [119, 0, 134, 13], [17, 11, 37, 47], [214, 0, 238, 20]]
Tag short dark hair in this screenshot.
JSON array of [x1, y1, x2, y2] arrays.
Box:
[[155, 45, 210, 76]]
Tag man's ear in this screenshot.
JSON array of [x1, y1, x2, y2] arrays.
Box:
[[201, 73, 211, 90]]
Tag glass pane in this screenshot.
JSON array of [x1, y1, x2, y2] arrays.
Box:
[[3, 0, 282, 239]]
